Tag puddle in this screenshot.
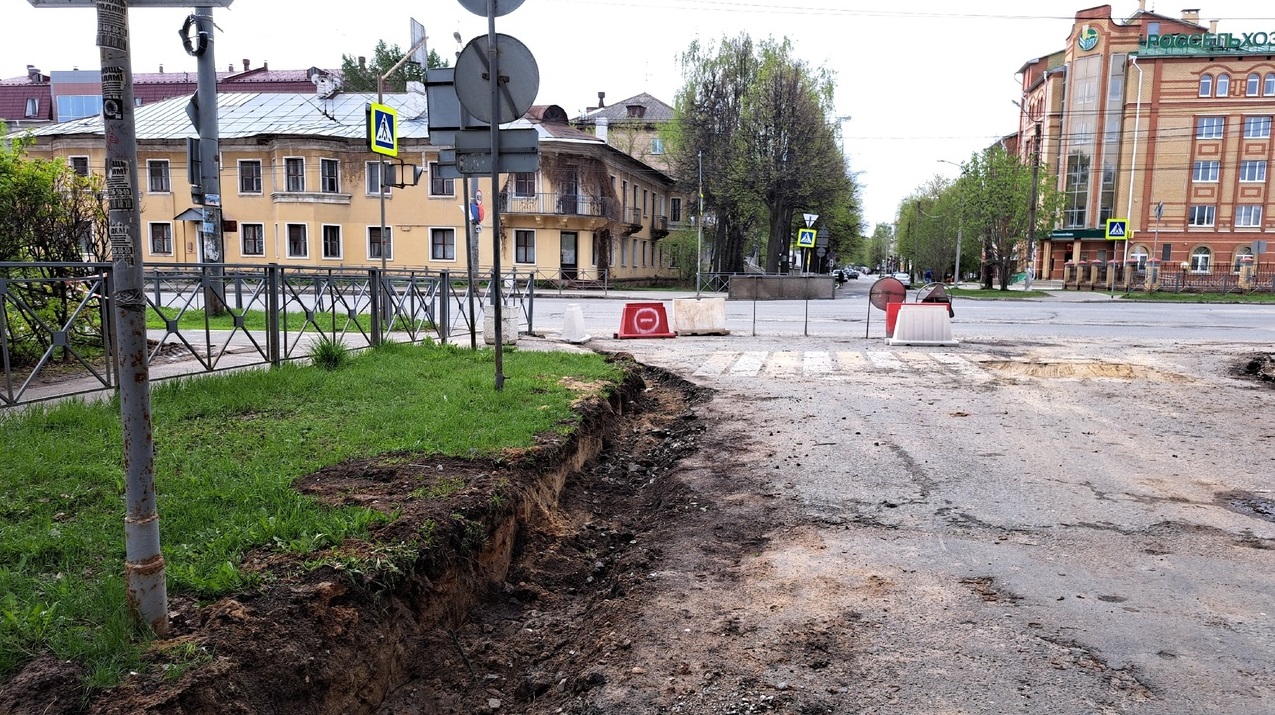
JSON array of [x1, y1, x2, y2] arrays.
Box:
[[1217, 491, 1275, 523]]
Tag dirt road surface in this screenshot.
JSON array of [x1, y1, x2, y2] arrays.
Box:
[[379, 334, 1274, 714]]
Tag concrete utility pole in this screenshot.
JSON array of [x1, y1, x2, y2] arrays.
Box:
[[1024, 121, 1041, 292], [190, 6, 225, 313]]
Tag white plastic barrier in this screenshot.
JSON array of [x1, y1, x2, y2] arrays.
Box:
[[560, 303, 591, 344], [885, 303, 957, 346], [671, 297, 730, 336]]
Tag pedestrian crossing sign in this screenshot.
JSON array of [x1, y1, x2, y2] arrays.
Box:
[[1105, 218, 1128, 240], [796, 227, 818, 248], [369, 102, 398, 157]]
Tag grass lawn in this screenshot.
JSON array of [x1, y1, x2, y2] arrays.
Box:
[[0, 341, 621, 688]]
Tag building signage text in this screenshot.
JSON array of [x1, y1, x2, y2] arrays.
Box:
[[1140, 31, 1275, 52]]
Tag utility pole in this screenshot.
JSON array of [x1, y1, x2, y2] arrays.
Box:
[[1024, 121, 1041, 291], [186, 6, 225, 315], [696, 150, 703, 298]]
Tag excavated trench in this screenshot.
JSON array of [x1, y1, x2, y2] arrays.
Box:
[[0, 357, 713, 715]]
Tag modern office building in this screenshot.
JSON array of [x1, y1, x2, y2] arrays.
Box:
[[1016, 2, 1275, 280]]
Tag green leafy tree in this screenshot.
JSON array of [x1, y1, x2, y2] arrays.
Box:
[[339, 41, 448, 92], [954, 145, 1063, 290], [864, 222, 893, 271], [668, 34, 861, 274]]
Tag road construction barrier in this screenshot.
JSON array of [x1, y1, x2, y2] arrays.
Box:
[[885, 303, 958, 346], [672, 297, 730, 335], [560, 303, 591, 344], [614, 301, 676, 339]]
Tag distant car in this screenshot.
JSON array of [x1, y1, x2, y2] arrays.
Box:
[[891, 272, 911, 285], [846, 269, 860, 279]]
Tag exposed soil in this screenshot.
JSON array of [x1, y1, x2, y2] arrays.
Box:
[[1238, 352, 1275, 383]]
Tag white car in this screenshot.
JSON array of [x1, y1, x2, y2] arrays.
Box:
[[891, 272, 911, 285]]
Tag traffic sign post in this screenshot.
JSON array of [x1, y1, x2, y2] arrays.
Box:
[[368, 102, 399, 158]]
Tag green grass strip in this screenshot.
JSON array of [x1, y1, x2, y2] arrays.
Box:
[[0, 342, 620, 687]]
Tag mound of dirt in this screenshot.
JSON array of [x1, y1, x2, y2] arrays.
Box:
[[1239, 353, 1275, 383]]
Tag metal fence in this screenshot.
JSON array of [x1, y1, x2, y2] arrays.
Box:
[[1, 262, 536, 409]]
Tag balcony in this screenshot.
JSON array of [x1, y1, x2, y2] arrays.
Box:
[[500, 192, 607, 218], [621, 207, 642, 236], [651, 214, 669, 239]]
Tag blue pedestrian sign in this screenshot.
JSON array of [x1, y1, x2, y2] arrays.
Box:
[[368, 102, 398, 157], [1105, 218, 1128, 240]]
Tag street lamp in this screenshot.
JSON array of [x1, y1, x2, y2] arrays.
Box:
[[937, 159, 967, 286]]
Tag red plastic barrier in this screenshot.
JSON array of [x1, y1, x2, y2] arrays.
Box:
[[885, 302, 901, 338], [614, 301, 676, 339]]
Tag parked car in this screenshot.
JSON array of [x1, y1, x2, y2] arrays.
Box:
[[845, 269, 860, 279], [891, 271, 911, 285]]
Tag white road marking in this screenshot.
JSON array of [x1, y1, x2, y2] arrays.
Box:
[[730, 351, 768, 377]]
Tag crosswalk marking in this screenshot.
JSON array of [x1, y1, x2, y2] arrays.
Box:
[[730, 351, 768, 376], [689, 349, 989, 381]]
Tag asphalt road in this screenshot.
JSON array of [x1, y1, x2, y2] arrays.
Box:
[[523, 290, 1275, 713]]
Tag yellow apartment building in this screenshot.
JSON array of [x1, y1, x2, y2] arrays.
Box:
[[1016, 3, 1275, 280], [19, 91, 680, 283]]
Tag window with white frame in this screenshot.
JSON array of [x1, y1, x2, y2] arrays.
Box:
[[69, 156, 90, 176], [620, 237, 628, 266], [1236, 205, 1263, 227], [24, 97, 38, 118], [1199, 73, 1213, 97], [239, 160, 262, 194], [320, 159, 340, 194], [284, 158, 305, 192], [1217, 73, 1231, 96], [286, 223, 308, 257], [1239, 160, 1267, 182], [147, 160, 170, 193], [368, 226, 392, 260], [429, 162, 454, 196], [241, 223, 265, 256], [651, 137, 665, 155], [431, 228, 456, 260], [514, 229, 535, 264], [513, 172, 535, 197], [1248, 72, 1262, 96], [365, 161, 390, 195], [1196, 116, 1224, 139], [1130, 247, 1148, 270], [1233, 248, 1254, 272], [1267, 73, 1275, 96], [149, 223, 172, 254], [1188, 205, 1216, 227], [1191, 246, 1212, 272], [1192, 160, 1219, 182], [1244, 116, 1272, 139], [322, 225, 342, 259]]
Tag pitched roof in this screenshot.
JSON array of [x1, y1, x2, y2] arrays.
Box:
[[575, 93, 674, 124], [19, 91, 430, 141]]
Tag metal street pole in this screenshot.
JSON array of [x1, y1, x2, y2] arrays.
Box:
[[1024, 121, 1041, 292], [98, 0, 169, 636], [487, 0, 505, 390], [464, 177, 478, 350], [193, 6, 224, 316], [696, 150, 703, 298]]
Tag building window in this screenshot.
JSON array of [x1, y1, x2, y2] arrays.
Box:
[[429, 162, 454, 196], [1199, 73, 1213, 97], [241, 223, 265, 256], [1236, 205, 1264, 227], [643, 189, 649, 217], [320, 159, 340, 194], [670, 197, 682, 222], [1267, 73, 1275, 96], [1063, 152, 1090, 228], [651, 137, 665, 155], [619, 237, 628, 267], [1196, 116, 1224, 139], [56, 95, 102, 121], [1192, 160, 1220, 182], [1216, 73, 1231, 96], [322, 225, 342, 259], [149, 223, 172, 255], [1248, 73, 1262, 96], [1188, 205, 1216, 227], [1190, 246, 1212, 273], [431, 227, 456, 260], [1130, 247, 1148, 270], [514, 229, 535, 264], [284, 158, 305, 192], [366, 161, 390, 195], [368, 226, 392, 260], [239, 160, 262, 194], [286, 223, 308, 257], [1244, 116, 1272, 139], [24, 97, 38, 118], [147, 160, 170, 193], [1239, 160, 1267, 182], [69, 156, 90, 176], [513, 172, 536, 197]]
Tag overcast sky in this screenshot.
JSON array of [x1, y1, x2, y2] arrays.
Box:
[[4, 0, 1273, 230]]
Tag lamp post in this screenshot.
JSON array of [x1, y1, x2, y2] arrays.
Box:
[[937, 159, 967, 285]]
